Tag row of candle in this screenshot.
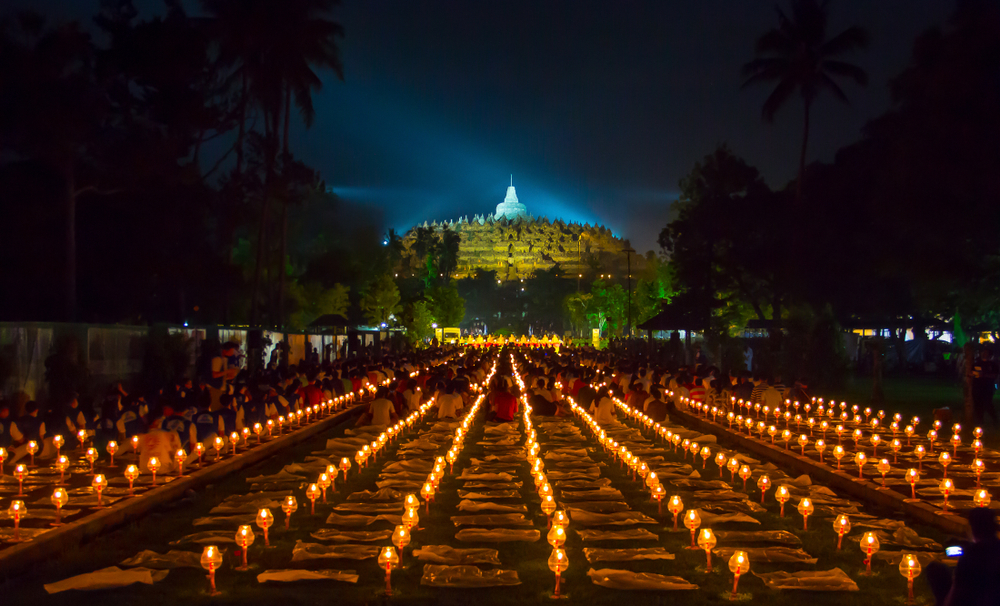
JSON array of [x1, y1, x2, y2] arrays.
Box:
[[371, 360, 495, 596], [604, 392, 926, 601], [0, 382, 394, 553], [677, 399, 993, 510], [511, 356, 574, 599]]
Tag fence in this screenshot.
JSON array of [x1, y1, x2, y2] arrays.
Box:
[[0, 322, 370, 405]]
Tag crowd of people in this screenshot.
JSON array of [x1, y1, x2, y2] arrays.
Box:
[[0, 342, 462, 474], [0, 338, 996, 604]]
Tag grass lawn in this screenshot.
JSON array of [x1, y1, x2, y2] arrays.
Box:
[[826, 374, 1000, 449], [0, 399, 946, 606], [826, 374, 963, 418]]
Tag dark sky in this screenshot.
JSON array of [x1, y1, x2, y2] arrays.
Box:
[[24, 0, 955, 251]]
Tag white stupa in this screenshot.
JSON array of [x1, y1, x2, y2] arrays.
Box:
[[494, 175, 528, 220]]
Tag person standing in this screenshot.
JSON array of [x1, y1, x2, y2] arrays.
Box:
[[744, 345, 753, 373], [936, 508, 1000, 606], [203, 343, 227, 412], [970, 348, 999, 427]]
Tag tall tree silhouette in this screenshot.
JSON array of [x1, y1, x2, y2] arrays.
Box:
[[202, 0, 343, 327], [742, 0, 868, 200], [0, 13, 107, 321]]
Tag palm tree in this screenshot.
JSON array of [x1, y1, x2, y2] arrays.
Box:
[[384, 228, 406, 272], [742, 0, 868, 200], [270, 0, 344, 328], [439, 228, 462, 280], [202, 0, 343, 327]]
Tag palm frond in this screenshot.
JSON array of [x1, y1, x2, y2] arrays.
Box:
[[741, 57, 790, 80], [761, 76, 798, 122], [820, 73, 850, 104], [754, 29, 796, 55], [822, 59, 868, 85], [820, 25, 869, 55]]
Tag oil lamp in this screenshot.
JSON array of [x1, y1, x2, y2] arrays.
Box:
[[392, 525, 410, 564], [939, 478, 954, 510], [26, 441, 38, 467], [906, 468, 920, 500], [200, 545, 223, 596], [938, 451, 951, 478], [235, 525, 255, 570], [8, 500, 25, 542], [860, 531, 880, 575], [548, 548, 568, 598], [402, 506, 419, 530], [306, 483, 320, 515], [147, 456, 161, 486], [715, 452, 727, 476], [547, 523, 566, 548], [175, 449, 187, 477], [282, 495, 298, 529], [87, 446, 102, 473], [684, 509, 702, 549], [729, 551, 750, 599], [256, 508, 274, 546], [54, 454, 70, 485], [667, 495, 684, 530], [815, 439, 826, 462], [775, 485, 790, 517], [900, 553, 921, 605], [756, 474, 771, 504], [738, 465, 752, 491], [50, 487, 68, 526], [92, 474, 107, 508], [876, 458, 891, 488], [318, 473, 331, 502], [797, 498, 814, 530], [833, 514, 850, 549], [124, 464, 139, 496], [10, 463, 26, 498], [833, 445, 845, 470], [697, 528, 717, 571], [421, 482, 435, 513]]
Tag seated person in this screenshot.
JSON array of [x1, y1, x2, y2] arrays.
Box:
[[140, 413, 182, 474], [492, 384, 519, 423], [359, 387, 398, 427], [591, 387, 616, 425]]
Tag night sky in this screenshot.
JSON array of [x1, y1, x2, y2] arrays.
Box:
[[23, 0, 955, 251]]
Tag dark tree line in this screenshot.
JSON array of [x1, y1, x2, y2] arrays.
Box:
[[0, 0, 374, 331], [661, 2, 1000, 362]]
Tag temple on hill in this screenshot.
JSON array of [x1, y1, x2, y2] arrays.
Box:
[[401, 179, 644, 281]]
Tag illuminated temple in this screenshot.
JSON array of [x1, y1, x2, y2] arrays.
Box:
[[401, 179, 642, 281]]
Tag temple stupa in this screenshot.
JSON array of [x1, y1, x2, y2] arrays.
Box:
[[494, 176, 528, 220]]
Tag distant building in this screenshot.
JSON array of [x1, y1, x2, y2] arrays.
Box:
[[401, 178, 644, 281]]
